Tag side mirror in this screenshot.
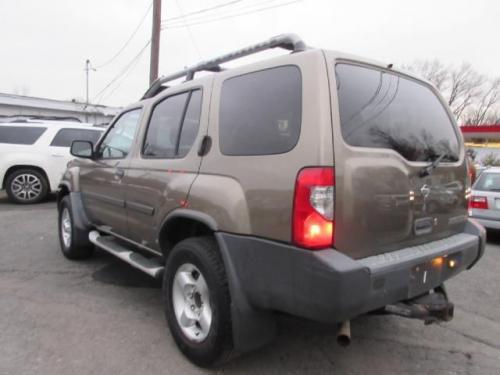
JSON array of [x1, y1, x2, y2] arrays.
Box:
[[70, 140, 94, 159]]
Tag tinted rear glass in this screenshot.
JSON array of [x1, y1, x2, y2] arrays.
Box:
[[50, 128, 102, 147], [473, 172, 500, 191], [335, 64, 459, 162], [0, 126, 46, 145], [219, 65, 302, 156]]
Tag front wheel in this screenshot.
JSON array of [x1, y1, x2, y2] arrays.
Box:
[[58, 196, 94, 260], [164, 237, 233, 367]]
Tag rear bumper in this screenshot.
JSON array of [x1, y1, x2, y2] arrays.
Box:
[[217, 219, 485, 324], [470, 216, 500, 230]]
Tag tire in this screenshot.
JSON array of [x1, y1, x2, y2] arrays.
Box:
[[58, 196, 94, 260], [164, 237, 233, 367], [5, 168, 49, 204]]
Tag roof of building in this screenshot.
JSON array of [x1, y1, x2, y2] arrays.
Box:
[[0, 120, 102, 130], [0, 92, 121, 117]]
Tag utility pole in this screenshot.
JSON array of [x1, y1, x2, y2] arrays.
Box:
[[85, 59, 91, 107], [85, 59, 91, 122], [149, 0, 162, 85], [84, 59, 96, 122]]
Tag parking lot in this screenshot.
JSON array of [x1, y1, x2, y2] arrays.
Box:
[[0, 192, 499, 375]]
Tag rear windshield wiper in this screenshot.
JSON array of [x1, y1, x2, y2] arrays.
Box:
[[419, 153, 447, 177]]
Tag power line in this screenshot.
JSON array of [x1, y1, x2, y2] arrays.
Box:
[[161, 0, 303, 29], [174, 0, 202, 60], [161, 0, 283, 27], [95, 1, 153, 69], [94, 40, 151, 103], [161, 0, 244, 24], [100, 49, 148, 103]]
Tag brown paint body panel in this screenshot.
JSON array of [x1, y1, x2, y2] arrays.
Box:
[[65, 48, 467, 261]]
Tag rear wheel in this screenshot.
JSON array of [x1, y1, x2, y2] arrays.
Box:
[[58, 196, 94, 259], [6, 169, 49, 204], [164, 237, 233, 367]]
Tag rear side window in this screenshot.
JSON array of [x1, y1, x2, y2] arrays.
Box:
[[0, 126, 46, 145], [50, 128, 102, 147], [143, 89, 202, 158], [219, 66, 302, 156], [335, 64, 459, 162], [178, 90, 202, 158]]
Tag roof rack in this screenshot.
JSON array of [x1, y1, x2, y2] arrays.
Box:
[[141, 33, 306, 99]]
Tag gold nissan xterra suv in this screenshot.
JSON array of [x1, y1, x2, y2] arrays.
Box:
[[57, 34, 485, 367]]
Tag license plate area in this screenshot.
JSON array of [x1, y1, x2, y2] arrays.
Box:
[[408, 253, 463, 297], [409, 262, 441, 296], [495, 198, 500, 210]]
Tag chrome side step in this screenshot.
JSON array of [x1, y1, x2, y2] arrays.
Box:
[[89, 230, 164, 279]]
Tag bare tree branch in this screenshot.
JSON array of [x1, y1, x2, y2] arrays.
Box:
[[403, 60, 499, 125]]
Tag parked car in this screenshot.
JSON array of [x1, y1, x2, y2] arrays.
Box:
[[469, 167, 500, 229], [57, 34, 485, 366], [0, 121, 103, 203]]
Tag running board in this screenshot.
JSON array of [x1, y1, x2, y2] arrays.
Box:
[[89, 230, 164, 279]]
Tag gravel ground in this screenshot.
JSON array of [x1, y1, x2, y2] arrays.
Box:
[[0, 191, 499, 374]]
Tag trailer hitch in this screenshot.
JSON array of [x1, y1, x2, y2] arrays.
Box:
[[385, 285, 454, 325]]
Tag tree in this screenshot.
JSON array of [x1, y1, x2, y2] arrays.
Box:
[[481, 152, 500, 166], [403, 60, 500, 125]]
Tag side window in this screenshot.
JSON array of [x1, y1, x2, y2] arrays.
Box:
[[50, 128, 103, 147], [98, 109, 142, 159], [178, 90, 202, 157], [219, 66, 302, 156], [143, 89, 202, 158], [0, 126, 46, 145]]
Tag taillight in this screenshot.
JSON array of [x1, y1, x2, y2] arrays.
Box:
[[292, 167, 335, 249], [469, 196, 488, 209]]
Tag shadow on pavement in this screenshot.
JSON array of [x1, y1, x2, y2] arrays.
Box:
[[92, 250, 162, 289], [0, 192, 57, 206], [486, 229, 500, 244]]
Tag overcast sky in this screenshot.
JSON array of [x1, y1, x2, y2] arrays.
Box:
[[1, 0, 498, 107]]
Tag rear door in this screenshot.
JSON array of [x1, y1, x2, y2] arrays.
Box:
[[79, 109, 142, 235], [124, 79, 210, 251], [329, 60, 468, 259]]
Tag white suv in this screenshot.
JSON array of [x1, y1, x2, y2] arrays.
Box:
[[0, 121, 103, 203]]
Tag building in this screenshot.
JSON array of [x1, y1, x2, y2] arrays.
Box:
[[0, 92, 120, 125], [461, 125, 500, 144]]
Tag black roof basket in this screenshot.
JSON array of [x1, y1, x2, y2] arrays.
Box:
[[141, 33, 306, 99]]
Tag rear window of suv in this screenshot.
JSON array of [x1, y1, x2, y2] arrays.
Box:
[[0, 126, 46, 145], [335, 63, 459, 162], [50, 128, 102, 147], [219, 65, 302, 156]]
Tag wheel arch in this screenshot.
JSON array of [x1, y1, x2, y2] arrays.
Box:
[[2, 164, 50, 191], [57, 182, 71, 208], [158, 209, 218, 258]]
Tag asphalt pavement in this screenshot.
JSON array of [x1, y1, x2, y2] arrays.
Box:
[[1, 192, 499, 374]]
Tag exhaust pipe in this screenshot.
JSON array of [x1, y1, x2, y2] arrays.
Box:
[[336, 320, 351, 346]]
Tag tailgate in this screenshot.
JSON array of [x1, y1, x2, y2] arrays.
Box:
[[330, 62, 468, 259]]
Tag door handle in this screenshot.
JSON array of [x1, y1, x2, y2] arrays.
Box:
[[114, 168, 125, 178], [198, 135, 212, 156], [51, 153, 65, 157]]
